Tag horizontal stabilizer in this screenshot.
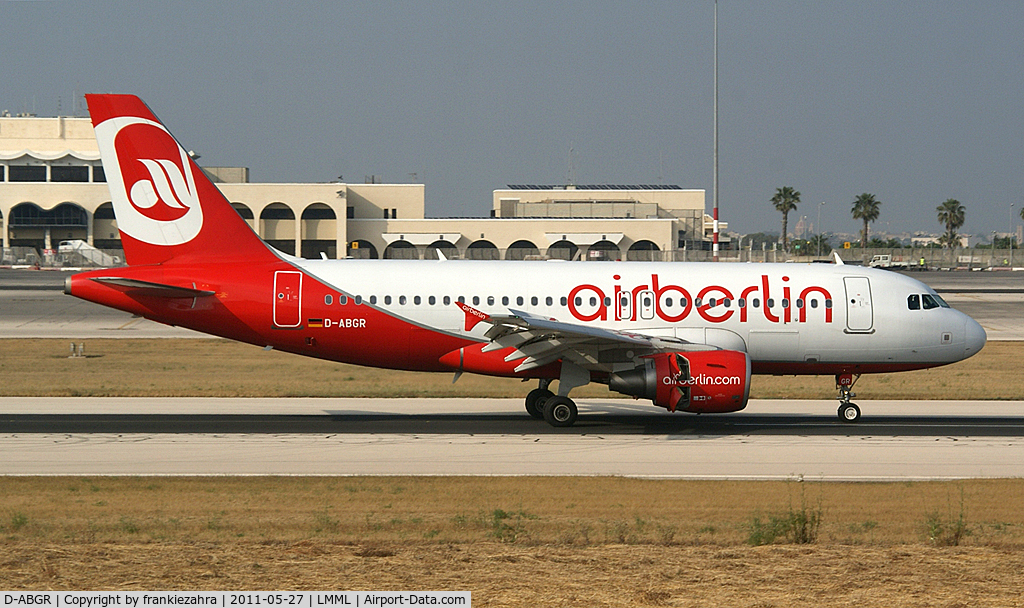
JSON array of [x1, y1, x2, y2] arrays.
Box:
[[89, 277, 215, 298]]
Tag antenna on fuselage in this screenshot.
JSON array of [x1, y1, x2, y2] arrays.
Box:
[[832, 251, 845, 265]]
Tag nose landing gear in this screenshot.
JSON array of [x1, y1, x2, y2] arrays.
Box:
[[836, 373, 861, 423]]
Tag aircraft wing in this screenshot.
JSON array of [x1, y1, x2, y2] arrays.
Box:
[[464, 305, 716, 374]]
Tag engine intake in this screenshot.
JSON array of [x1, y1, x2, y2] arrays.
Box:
[[608, 350, 751, 413]]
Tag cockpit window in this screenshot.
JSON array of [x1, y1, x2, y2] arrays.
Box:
[[932, 294, 950, 308], [921, 294, 944, 310], [908, 294, 920, 310]]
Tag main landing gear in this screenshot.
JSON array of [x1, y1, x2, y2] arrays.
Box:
[[524, 380, 579, 427], [835, 373, 861, 423]]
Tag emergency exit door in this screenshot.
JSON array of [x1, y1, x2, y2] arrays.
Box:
[[273, 271, 302, 328]]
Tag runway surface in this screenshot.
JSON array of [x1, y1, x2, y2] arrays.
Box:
[[1, 397, 1022, 479]]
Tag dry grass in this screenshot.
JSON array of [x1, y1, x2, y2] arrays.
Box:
[[1, 477, 1023, 603], [0, 338, 1020, 400]]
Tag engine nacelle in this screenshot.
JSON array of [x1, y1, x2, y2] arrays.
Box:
[[608, 350, 751, 413]]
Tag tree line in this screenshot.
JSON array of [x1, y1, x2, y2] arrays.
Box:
[[770, 187, 976, 253]]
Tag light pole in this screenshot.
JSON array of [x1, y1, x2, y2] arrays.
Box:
[[816, 201, 825, 257], [1011, 203, 1015, 266]]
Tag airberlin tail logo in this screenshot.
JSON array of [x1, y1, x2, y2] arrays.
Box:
[[94, 116, 203, 246]]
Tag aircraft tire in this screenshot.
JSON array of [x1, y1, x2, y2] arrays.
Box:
[[525, 388, 553, 419], [838, 403, 861, 423], [543, 396, 578, 427]]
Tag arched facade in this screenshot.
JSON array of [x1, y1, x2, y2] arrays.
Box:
[[627, 239, 661, 261], [301, 202, 337, 259], [466, 239, 499, 260], [384, 240, 419, 259], [586, 239, 621, 261], [425, 239, 458, 260], [92, 202, 120, 250], [260, 203, 296, 255], [546, 239, 578, 261], [347, 239, 378, 259], [505, 240, 540, 260], [8, 202, 89, 250]]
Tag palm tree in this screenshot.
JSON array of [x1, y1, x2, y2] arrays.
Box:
[[937, 198, 966, 249], [850, 193, 881, 249], [771, 186, 800, 252]]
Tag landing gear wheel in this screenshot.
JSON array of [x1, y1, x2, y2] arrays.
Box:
[[542, 396, 578, 427], [838, 403, 861, 423], [525, 388, 553, 419]]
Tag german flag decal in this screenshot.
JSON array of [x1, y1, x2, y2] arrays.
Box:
[[307, 318, 324, 328]]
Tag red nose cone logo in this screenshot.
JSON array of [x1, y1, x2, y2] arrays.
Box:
[[115, 123, 192, 222]]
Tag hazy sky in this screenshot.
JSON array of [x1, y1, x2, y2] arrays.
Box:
[[3, 1, 1023, 240]]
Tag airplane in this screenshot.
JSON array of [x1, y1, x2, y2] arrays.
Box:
[[65, 94, 987, 427]]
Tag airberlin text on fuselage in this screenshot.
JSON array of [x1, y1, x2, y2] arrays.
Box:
[[567, 273, 834, 325]]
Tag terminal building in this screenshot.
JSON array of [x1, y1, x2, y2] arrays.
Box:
[[0, 114, 726, 265]]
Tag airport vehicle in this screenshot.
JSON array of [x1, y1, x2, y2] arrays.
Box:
[[868, 254, 909, 269], [65, 95, 987, 426]]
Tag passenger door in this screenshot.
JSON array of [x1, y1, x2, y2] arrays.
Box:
[[843, 276, 873, 332]]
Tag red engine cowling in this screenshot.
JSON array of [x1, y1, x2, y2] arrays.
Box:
[[607, 350, 751, 413]]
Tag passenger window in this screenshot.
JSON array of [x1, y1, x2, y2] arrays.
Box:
[[340, 295, 348, 305], [908, 294, 920, 310], [324, 295, 333, 305], [724, 299, 731, 308], [487, 296, 494, 306], [810, 299, 818, 309], [369, 295, 377, 305], [531, 296, 539, 306], [429, 296, 436, 305], [444, 296, 451, 305], [795, 299, 803, 309], [399, 295, 407, 305], [560, 297, 568, 306], [781, 298, 789, 309], [767, 298, 775, 308], [825, 299, 832, 309], [517, 296, 524, 306], [603, 297, 610, 306], [695, 298, 702, 307], [738, 298, 746, 308], [589, 297, 597, 306], [666, 297, 673, 307], [547, 297, 554, 306], [354, 295, 362, 305], [680, 298, 688, 307], [709, 298, 717, 307], [752, 298, 760, 308], [457, 296, 465, 303], [384, 296, 392, 305], [922, 294, 940, 310], [414, 296, 421, 305], [472, 296, 480, 305], [575, 296, 582, 306], [502, 296, 509, 306]]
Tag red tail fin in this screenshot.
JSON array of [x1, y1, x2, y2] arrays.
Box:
[[86, 94, 276, 266]]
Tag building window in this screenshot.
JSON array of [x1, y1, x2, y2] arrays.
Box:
[[93, 166, 106, 182], [347, 206, 355, 219], [51, 166, 89, 182], [8, 166, 46, 182]]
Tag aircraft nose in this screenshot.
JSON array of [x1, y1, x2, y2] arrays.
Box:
[[964, 315, 987, 358]]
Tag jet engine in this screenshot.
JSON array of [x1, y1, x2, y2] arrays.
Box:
[[608, 350, 751, 413]]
